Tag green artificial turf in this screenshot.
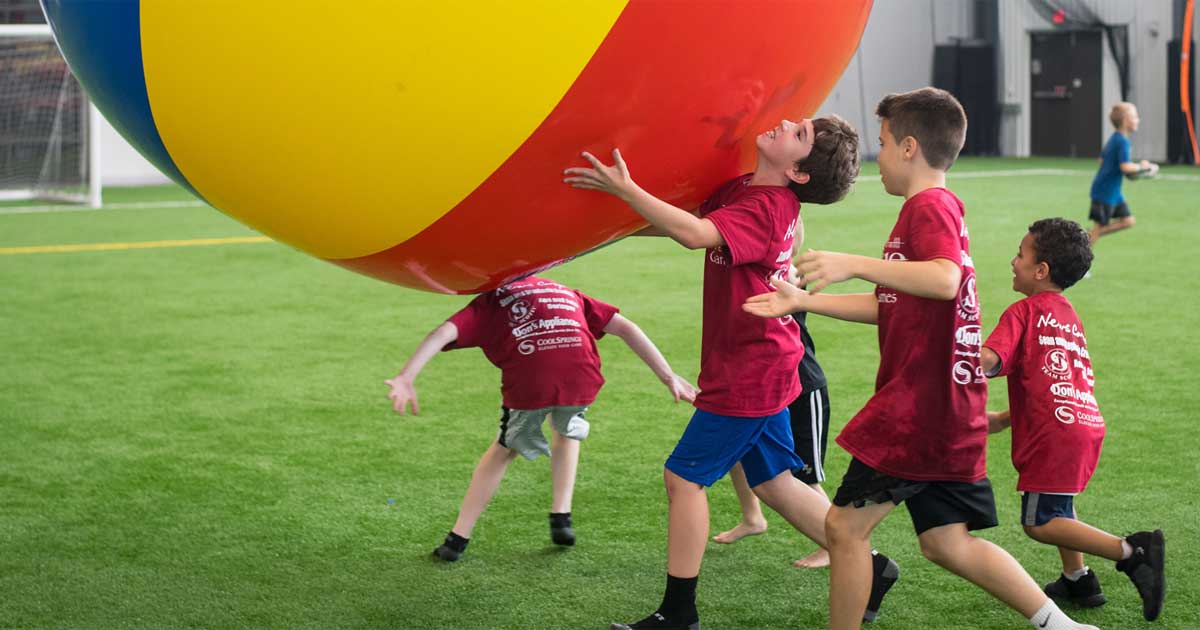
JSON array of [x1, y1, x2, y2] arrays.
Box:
[[1, 158, 1196, 629]]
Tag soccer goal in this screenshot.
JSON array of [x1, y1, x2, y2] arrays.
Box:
[[0, 23, 100, 208]]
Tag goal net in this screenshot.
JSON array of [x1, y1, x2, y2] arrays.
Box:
[[0, 24, 100, 207]]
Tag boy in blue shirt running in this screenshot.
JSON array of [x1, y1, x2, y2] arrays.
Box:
[[1088, 102, 1157, 245]]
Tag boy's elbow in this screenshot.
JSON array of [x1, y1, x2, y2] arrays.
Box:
[[675, 230, 708, 250], [603, 315, 633, 338], [930, 276, 959, 300], [677, 220, 722, 250], [934, 264, 962, 300]]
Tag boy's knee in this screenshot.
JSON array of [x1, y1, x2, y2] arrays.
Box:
[[1022, 523, 1046, 541], [917, 526, 967, 565], [1124, 215, 1136, 228], [917, 536, 952, 565], [749, 471, 789, 502], [824, 507, 868, 547], [663, 468, 703, 500]]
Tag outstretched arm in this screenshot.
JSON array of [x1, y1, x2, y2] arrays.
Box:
[[603, 313, 698, 403], [383, 321, 459, 415], [743, 277, 879, 324], [564, 150, 723, 250], [797, 250, 961, 300]]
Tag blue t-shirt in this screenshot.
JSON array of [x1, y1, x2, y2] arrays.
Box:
[[1089, 132, 1130, 205]]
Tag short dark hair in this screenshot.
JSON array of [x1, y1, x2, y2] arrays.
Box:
[[875, 87, 966, 170], [789, 114, 860, 204], [1028, 218, 1093, 290]]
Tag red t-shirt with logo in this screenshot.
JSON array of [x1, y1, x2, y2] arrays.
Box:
[[445, 276, 619, 409], [695, 174, 802, 417], [836, 188, 989, 482], [984, 292, 1105, 493]]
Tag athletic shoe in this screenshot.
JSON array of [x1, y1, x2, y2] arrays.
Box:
[[550, 513, 575, 546], [432, 532, 468, 562], [432, 544, 461, 562], [1116, 529, 1165, 621], [610, 611, 700, 629], [1043, 569, 1107, 608], [863, 551, 900, 623]]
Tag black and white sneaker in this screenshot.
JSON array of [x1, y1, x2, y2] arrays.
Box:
[[863, 551, 900, 623], [550, 513, 576, 546], [610, 612, 700, 630], [1044, 569, 1107, 608], [1116, 529, 1165, 621]]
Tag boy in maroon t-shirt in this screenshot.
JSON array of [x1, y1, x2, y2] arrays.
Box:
[[384, 276, 696, 562], [565, 116, 869, 630], [745, 89, 1096, 630], [982, 218, 1165, 621]]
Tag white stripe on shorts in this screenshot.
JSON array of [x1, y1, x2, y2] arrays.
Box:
[[809, 390, 825, 482], [1023, 492, 1041, 526]]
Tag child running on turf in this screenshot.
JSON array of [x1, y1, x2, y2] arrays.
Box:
[[982, 218, 1165, 621], [712, 226, 834, 571], [565, 114, 893, 630], [385, 275, 696, 562], [1087, 102, 1158, 246], [744, 87, 1098, 630]]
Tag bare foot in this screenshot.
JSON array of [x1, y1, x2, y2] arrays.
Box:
[[792, 548, 830, 569], [712, 521, 767, 544]]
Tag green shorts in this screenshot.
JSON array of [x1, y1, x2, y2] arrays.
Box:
[[497, 405, 589, 460]]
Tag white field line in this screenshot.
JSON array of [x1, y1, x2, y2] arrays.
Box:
[[0, 200, 207, 215], [2, 168, 1196, 217]]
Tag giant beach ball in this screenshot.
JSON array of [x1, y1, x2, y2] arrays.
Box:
[[43, 0, 872, 293]]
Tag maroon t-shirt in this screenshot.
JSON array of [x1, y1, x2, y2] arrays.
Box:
[[836, 188, 989, 482], [695, 174, 802, 417], [445, 276, 618, 409], [984, 292, 1105, 493]]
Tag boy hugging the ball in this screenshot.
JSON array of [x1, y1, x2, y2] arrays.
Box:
[[981, 218, 1165, 622], [385, 275, 695, 562], [565, 115, 885, 630]]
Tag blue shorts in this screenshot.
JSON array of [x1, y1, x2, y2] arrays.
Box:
[[665, 408, 803, 487], [1021, 492, 1076, 526]]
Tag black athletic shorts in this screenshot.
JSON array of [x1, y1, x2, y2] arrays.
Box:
[[788, 386, 830, 485], [832, 458, 999, 535], [1088, 200, 1131, 226]]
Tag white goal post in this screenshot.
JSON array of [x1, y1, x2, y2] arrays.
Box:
[[0, 23, 101, 208]]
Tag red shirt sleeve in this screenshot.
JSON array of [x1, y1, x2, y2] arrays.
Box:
[[907, 199, 961, 264], [706, 192, 772, 266], [444, 295, 489, 350], [984, 301, 1027, 377], [578, 292, 619, 339]]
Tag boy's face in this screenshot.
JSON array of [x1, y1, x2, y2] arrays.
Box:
[[1123, 105, 1140, 132], [876, 119, 907, 196], [755, 118, 815, 177], [1011, 232, 1048, 296]]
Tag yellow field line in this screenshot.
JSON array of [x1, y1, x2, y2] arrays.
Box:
[[0, 236, 272, 255]]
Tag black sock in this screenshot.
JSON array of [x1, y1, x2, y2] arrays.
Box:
[[442, 531, 469, 553], [549, 512, 572, 528], [657, 574, 699, 622]]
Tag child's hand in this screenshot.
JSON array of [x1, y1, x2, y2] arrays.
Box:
[[384, 375, 420, 415], [743, 277, 808, 318], [665, 374, 699, 403], [986, 409, 1011, 434], [796, 249, 855, 294], [562, 149, 638, 200]]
